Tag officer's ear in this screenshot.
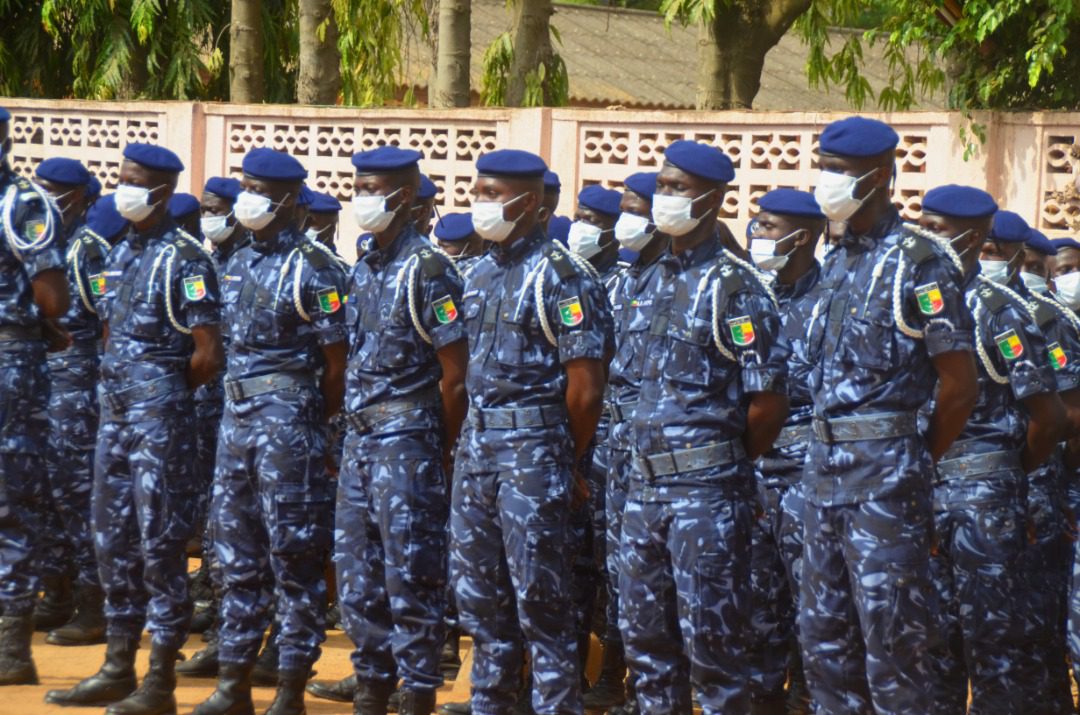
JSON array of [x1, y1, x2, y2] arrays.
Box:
[[537, 206, 551, 225], [791, 228, 812, 248]]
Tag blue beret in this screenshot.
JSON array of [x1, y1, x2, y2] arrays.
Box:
[[819, 116, 899, 158], [297, 185, 315, 207], [758, 188, 825, 220], [1026, 228, 1058, 256], [242, 147, 307, 182], [623, 172, 657, 200], [123, 142, 184, 173], [167, 193, 200, 219], [0, 107, 9, 122], [35, 157, 91, 187], [921, 184, 997, 218], [1051, 238, 1080, 253], [477, 149, 547, 178], [417, 175, 438, 200], [544, 170, 561, 191], [87, 176, 102, 200], [203, 176, 241, 202], [577, 185, 622, 217], [548, 215, 572, 246], [662, 140, 735, 183], [85, 195, 127, 241], [990, 210, 1030, 243], [434, 213, 474, 242], [308, 190, 342, 214], [351, 146, 422, 173]]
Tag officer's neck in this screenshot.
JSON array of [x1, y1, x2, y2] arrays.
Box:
[[372, 216, 408, 251], [638, 233, 670, 267], [670, 221, 713, 256], [253, 215, 293, 242], [846, 193, 892, 237], [132, 209, 167, 236]]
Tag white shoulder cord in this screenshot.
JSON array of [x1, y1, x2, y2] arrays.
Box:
[[292, 252, 311, 322], [68, 231, 110, 314], [892, 252, 923, 339], [2, 181, 56, 259], [405, 255, 432, 345], [709, 276, 737, 362], [903, 222, 965, 272], [306, 237, 351, 273], [971, 295, 1009, 385], [533, 260, 559, 348], [690, 264, 719, 319], [146, 244, 192, 335], [978, 275, 1038, 324], [721, 248, 778, 307], [1029, 288, 1080, 338], [863, 245, 900, 314]]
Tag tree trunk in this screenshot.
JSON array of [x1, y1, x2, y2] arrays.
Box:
[[298, 0, 341, 104], [505, 0, 553, 107], [230, 0, 265, 103], [431, 0, 471, 107], [696, 0, 811, 109]]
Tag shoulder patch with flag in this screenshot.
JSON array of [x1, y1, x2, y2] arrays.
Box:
[[559, 296, 584, 327], [914, 282, 944, 315], [23, 219, 46, 242], [994, 328, 1024, 361], [433, 295, 458, 324], [728, 315, 756, 346], [318, 287, 341, 314], [183, 275, 207, 301], [1049, 341, 1068, 370], [89, 273, 105, 297]]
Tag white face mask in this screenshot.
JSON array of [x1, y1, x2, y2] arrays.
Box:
[[814, 169, 877, 222], [614, 212, 655, 252], [472, 194, 525, 243], [749, 231, 800, 273], [568, 221, 607, 259], [352, 188, 402, 233], [1021, 271, 1049, 294], [651, 190, 715, 237], [200, 214, 235, 244], [979, 259, 1010, 284], [114, 183, 164, 223], [235, 190, 285, 231], [1054, 271, 1080, 309]]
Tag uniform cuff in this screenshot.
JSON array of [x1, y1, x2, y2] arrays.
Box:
[[184, 306, 221, 328], [925, 329, 973, 357], [742, 365, 787, 395], [559, 332, 605, 363], [317, 324, 349, 346]]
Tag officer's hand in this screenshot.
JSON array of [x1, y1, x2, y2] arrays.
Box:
[[571, 472, 590, 510], [43, 319, 72, 353], [324, 453, 339, 478]]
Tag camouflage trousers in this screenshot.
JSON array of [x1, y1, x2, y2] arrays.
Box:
[[799, 493, 937, 715], [1067, 482, 1080, 702], [605, 446, 632, 650], [748, 481, 806, 701], [620, 492, 754, 714], [570, 438, 609, 657], [928, 477, 1028, 715], [46, 381, 100, 588], [334, 434, 448, 692], [211, 404, 332, 670], [193, 403, 222, 548], [93, 411, 197, 648], [450, 465, 581, 715]]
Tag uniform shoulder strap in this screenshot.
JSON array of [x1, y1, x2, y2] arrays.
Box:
[[1033, 300, 1057, 329], [78, 228, 108, 260], [417, 246, 447, 279], [297, 239, 332, 270], [975, 281, 1010, 314], [897, 232, 936, 266], [545, 243, 579, 282], [173, 230, 205, 262]]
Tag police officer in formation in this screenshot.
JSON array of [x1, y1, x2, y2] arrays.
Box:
[[6, 104, 1080, 715]]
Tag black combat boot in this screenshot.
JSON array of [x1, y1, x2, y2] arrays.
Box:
[[265, 668, 309, 715], [177, 641, 221, 678], [45, 635, 138, 705], [0, 615, 37, 685], [354, 679, 397, 715], [105, 642, 179, 715], [397, 688, 437, 715], [306, 673, 357, 702], [47, 584, 107, 645], [581, 640, 626, 710], [439, 628, 462, 680], [436, 704, 470, 715], [251, 623, 279, 686], [34, 574, 75, 631], [192, 662, 256, 715]]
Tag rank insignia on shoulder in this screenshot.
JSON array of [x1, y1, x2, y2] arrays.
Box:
[[433, 295, 458, 324], [728, 315, 756, 346], [1049, 341, 1068, 370], [995, 328, 1024, 361], [89, 273, 105, 297], [559, 296, 584, 327], [318, 288, 342, 314], [183, 275, 207, 301], [915, 282, 944, 315], [23, 220, 45, 241]]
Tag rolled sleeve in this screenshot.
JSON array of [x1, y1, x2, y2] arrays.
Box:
[[910, 257, 974, 357], [304, 264, 349, 346], [174, 254, 221, 329], [545, 269, 611, 363], [724, 289, 789, 395], [997, 308, 1057, 400]]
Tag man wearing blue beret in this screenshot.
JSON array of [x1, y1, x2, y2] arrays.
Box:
[[0, 107, 71, 686], [1052, 237, 1080, 311], [433, 212, 484, 275], [47, 141, 223, 714], [302, 190, 343, 256], [84, 194, 129, 246], [1020, 227, 1058, 296], [985, 211, 1080, 711], [918, 186, 1064, 712], [412, 174, 438, 237], [450, 148, 612, 715], [743, 188, 824, 714], [192, 147, 348, 715], [799, 119, 978, 714], [31, 156, 110, 648], [616, 139, 788, 714], [333, 145, 468, 715]]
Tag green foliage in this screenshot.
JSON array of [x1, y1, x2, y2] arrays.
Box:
[[333, 0, 429, 107], [479, 6, 570, 107], [480, 32, 514, 106], [263, 0, 300, 103]]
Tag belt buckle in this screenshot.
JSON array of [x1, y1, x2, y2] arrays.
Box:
[[813, 419, 833, 444], [225, 381, 243, 402], [103, 392, 122, 413]]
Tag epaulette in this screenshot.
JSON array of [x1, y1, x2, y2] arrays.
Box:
[[297, 239, 332, 270], [173, 232, 205, 262], [975, 281, 1010, 314], [417, 246, 447, 279], [545, 244, 578, 281], [78, 229, 108, 260], [1033, 301, 1057, 329], [717, 260, 747, 296], [897, 232, 936, 265]]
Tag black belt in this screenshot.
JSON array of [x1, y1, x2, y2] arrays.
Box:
[[58, 340, 101, 358], [0, 325, 42, 342], [224, 371, 315, 403], [773, 423, 812, 450], [812, 411, 918, 445], [101, 374, 187, 413], [635, 439, 746, 479], [346, 387, 440, 434], [936, 450, 1022, 480], [608, 400, 639, 424], [471, 403, 566, 430]]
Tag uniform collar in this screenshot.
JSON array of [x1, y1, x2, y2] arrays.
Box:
[[127, 216, 176, 251], [214, 230, 250, 262], [361, 224, 418, 271], [840, 207, 902, 250], [251, 226, 300, 255], [775, 260, 821, 300], [589, 240, 621, 275], [491, 226, 546, 265], [662, 232, 721, 273]]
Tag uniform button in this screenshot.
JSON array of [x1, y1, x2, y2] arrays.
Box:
[[850, 307, 857, 315]]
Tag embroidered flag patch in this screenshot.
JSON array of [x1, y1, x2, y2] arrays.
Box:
[[433, 295, 458, 324], [183, 275, 207, 301], [1049, 341, 1068, 370], [23, 220, 45, 241], [728, 316, 756, 346], [995, 329, 1024, 361], [559, 297, 584, 326], [915, 282, 944, 315], [89, 273, 105, 296], [318, 288, 341, 314]]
